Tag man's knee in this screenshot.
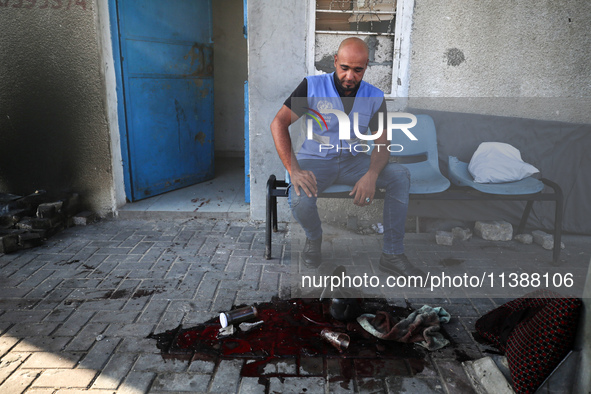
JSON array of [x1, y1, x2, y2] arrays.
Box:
[[289, 188, 317, 212]]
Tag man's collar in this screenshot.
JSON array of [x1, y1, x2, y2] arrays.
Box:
[[332, 72, 360, 97]]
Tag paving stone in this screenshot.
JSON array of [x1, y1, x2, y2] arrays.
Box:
[[386, 376, 446, 393], [117, 337, 162, 354], [7, 322, 59, 338], [21, 352, 81, 369], [117, 371, 156, 394], [91, 352, 136, 389], [0, 310, 49, 324], [133, 353, 188, 373], [186, 359, 216, 374], [435, 359, 477, 394], [209, 359, 243, 393], [300, 356, 324, 376], [238, 377, 267, 394], [64, 322, 108, 351], [269, 376, 326, 393], [150, 372, 211, 392], [104, 323, 156, 338], [78, 337, 121, 370], [32, 368, 97, 389], [0, 368, 41, 393], [0, 352, 28, 383]]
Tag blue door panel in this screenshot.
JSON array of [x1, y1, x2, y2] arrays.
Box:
[[127, 78, 214, 196], [117, 0, 214, 200], [119, 0, 211, 43]]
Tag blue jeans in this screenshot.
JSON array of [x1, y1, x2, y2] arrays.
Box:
[[289, 154, 410, 255]]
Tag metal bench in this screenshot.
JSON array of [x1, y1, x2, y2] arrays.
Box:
[[265, 115, 564, 264]]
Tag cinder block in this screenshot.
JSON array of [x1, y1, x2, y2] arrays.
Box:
[[36, 201, 63, 218], [532, 230, 564, 250], [436, 231, 454, 246], [474, 221, 513, 241], [514, 233, 533, 244], [452, 227, 472, 241]]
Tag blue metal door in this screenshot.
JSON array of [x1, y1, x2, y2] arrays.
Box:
[[117, 0, 214, 200]]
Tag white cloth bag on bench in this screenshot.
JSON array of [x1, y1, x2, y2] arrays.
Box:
[[468, 142, 539, 184]]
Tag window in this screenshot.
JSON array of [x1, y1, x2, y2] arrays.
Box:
[[307, 0, 413, 97]]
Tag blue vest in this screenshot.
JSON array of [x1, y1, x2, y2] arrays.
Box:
[[297, 72, 384, 160]]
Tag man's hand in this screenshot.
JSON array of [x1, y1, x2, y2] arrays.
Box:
[[291, 168, 318, 197], [350, 172, 377, 206]]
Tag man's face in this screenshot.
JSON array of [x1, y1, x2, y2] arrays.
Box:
[[333, 45, 369, 93]]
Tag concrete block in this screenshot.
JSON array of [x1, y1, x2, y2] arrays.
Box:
[[532, 230, 565, 250], [18, 232, 43, 249], [36, 201, 63, 218], [474, 221, 512, 241], [514, 233, 533, 244], [0, 233, 19, 254], [436, 231, 454, 246], [16, 217, 56, 230], [452, 227, 472, 241], [73, 211, 97, 226]]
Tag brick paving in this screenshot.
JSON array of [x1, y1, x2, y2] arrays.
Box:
[[0, 217, 588, 393]]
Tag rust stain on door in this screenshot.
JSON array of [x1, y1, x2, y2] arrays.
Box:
[[195, 131, 206, 145], [184, 43, 213, 77]]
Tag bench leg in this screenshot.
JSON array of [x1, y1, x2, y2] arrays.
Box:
[[552, 187, 564, 265], [265, 175, 276, 260], [272, 195, 278, 232], [517, 200, 534, 234], [541, 179, 564, 265]]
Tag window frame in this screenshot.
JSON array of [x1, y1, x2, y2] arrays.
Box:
[[306, 0, 414, 98]]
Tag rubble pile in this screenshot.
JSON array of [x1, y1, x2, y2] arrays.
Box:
[[0, 190, 95, 253]]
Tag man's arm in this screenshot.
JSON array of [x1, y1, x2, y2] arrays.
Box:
[[349, 129, 390, 206], [270, 105, 318, 198]]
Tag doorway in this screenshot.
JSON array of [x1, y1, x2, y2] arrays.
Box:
[[109, 0, 248, 213]]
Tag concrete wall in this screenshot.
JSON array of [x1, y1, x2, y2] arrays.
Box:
[[213, 0, 248, 157], [409, 0, 591, 123], [0, 0, 114, 214], [248, 0, 591, 220], [247, 0, 308, 219]]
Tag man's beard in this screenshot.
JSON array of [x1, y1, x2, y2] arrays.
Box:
[[338, 78, 359, 92]]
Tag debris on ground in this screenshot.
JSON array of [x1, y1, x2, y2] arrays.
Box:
[[0, 190, 94, 253]]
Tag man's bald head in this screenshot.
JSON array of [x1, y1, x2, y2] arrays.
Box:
[[337, 37, 369, 59]]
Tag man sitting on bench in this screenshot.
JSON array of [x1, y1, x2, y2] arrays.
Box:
[[270, 37, 424, 277]]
